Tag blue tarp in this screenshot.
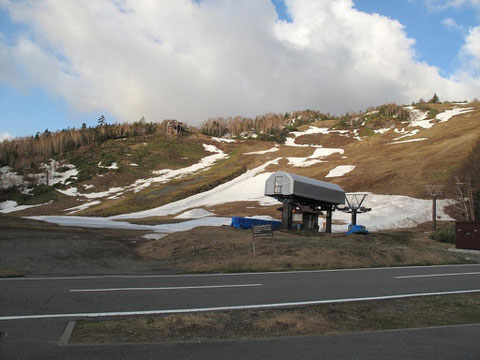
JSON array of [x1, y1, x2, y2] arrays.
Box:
[[231, 217, 282, 230], [346, 225, 369, 235]]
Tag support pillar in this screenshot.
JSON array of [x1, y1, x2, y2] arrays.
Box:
[[325, 209, 332, 233], [282, 202, 293, 230], [432, 195, 437, 231], [351, 211, 357, 226]]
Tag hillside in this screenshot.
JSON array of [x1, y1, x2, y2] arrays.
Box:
[[1, 101, 479, 231]]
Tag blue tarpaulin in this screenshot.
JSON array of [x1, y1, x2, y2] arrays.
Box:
[[346, 225, 369, 235], [231, 217, 281, 230]]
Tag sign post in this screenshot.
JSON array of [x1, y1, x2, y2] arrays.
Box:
[[251, 224, 273, 257]]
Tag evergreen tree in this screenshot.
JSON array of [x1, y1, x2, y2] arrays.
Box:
[[98, 115, 106, 126], [429, 93, 440, 103]]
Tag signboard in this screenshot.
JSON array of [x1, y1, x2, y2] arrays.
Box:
[[252, 224, 273, 238], [251, 224, 274, 257]]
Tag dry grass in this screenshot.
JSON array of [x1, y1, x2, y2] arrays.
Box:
[[134, 223, 466, 273], [70, 293, 480, 344]]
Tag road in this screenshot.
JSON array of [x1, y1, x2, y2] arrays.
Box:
[[1, 264, 480, 359]]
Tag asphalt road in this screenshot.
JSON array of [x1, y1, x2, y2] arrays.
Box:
[[1, 264, 480, 359], [1, 264, 480, 320]]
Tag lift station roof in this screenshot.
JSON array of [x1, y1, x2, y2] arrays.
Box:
[[265, 171, 345, 205]]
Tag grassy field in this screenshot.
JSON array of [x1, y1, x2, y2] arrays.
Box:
[[70, 293, 480, 344], [134, 222, 467, 273]]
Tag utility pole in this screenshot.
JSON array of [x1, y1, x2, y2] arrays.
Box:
[[425, 185, 444, 231]]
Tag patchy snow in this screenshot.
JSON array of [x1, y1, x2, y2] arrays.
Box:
[[352, 129, 363, 141], [142, 233, 167, 240], [129, 163, 139, 167], [111, 158, 282, 220], [63, 200, 102, 214], [393, 129, 419, 141], [82, 184, 95, 189], [287, 158, 323, 167], [29, 215, 232, 234], [287, 147, 344, 167], [98, 161, 119, 170], [405, 106, 432, 129], [0, 166, 24, 189], [174, 208, 215, 219], [285, 126, 331, 147], [331, 193, 453, 232], [244, 147, 279, 155], [389, 138, 428, 145], [0, 200, 51, 213], [436, 107, 474, 123], [1, 160, 78, 190], [133, 144, 228, 193], [326, 165, 356, 178], [212, 137, 236, 143], [57, 144, 228, 199], [374, 127, 392, 134], [57, 186, 124, 199]]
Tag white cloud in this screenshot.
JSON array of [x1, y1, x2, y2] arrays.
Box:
[[0, 0, 479, 126], [442, 17, 464, 32], [425, 0, 480, 10], [0, 133, 12, 142]]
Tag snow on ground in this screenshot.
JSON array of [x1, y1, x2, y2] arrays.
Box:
[[29, 215, 232, 234], [405, 106, 432, 129], [129, 163, 139, 167], [132, 144, 228, 193], [82, 184, 94, 189], [174, 208, 215, 219], [57, 186, 124, 199], [98, 161, 119, 170], [212, 137, 236, 143], [29, 191, 454, 235], [393, 129, 419, 141], [63, 200, 102, 214], [325, 165, 355, 178], [1, 160, 78, 190], [0, 166, 24, 189], [244, 147, 279, 155], [389, 138, 428, 145], [436, 107, 474, 122], [331, 193, 453, 232], [284, 126, 331, 147], [374, 127, 393, 134], [40, 160, 78, 186], [287, 147, 344, 168], [58, 144, 228, 199], [110, 157, 282, 220], [0, 200, 51, 213]]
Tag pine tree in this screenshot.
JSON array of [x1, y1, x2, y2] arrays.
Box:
[[429, 93, 439, 103], [98, 115, 106, 126]]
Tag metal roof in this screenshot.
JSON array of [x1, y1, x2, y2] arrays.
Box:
[[265, 171, 345, 205]]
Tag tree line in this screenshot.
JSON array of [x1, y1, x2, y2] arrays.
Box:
[[0, 119, 189, 172]]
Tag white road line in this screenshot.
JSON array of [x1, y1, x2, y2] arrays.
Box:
[[2, 288, 480, 322], [1, 264, 479, 281], [70, 283, 262, 293], [395, 272, 480, 279]]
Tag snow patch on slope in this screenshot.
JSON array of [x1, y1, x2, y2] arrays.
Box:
[[110, 157, 282, 220], [326, 165, 355, 178], [332, 193, 453, 232]]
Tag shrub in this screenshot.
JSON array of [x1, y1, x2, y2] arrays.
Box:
[[429, 227, 455, 244]]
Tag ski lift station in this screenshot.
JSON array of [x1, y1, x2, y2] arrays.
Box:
[[265, 171, 346, 232]]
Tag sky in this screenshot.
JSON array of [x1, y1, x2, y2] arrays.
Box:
[[1, 0, 480, 140]]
